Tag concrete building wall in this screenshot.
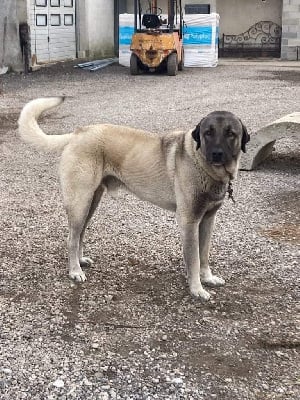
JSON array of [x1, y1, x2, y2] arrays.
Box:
[[16, 0, 27, 23], [0, 0, 23, 72], [216, 0, 282, 37], [281, 0, 300, 60], [78, 0, 115, 59]]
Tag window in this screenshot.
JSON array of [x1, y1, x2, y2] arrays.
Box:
[[50, 0, 60, 6], [185, 4, 211, 14], [50, 14, 61, 26], [36, 0, 47, 6], [64, 14, 73, 26], [64, 0, 73, 7], [36, 14, 47, 26]]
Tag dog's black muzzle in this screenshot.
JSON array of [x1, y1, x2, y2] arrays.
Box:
[[210, 148, 226, 164]]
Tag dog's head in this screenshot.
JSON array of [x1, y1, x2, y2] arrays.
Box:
[[192, 111, 250, 174]]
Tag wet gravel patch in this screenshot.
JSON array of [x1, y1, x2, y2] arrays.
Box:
[[257, 69, 300, 84]]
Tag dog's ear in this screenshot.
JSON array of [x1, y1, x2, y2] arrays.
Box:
[[240, 119, 250, 153], [191, 123, 201, 150]]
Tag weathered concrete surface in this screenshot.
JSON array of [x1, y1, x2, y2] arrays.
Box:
[[0, 0, 22, 73], [240, 112, 300, 170]]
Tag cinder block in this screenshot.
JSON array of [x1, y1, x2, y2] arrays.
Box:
[[281, 25, 289, 34], [285, 32, 298, 38], [286, 47, 298, 60], [282, 18, 300, 25], [283, 5, 300, 12], [288, 38, 300, 46], [288, 25, 300, 33]]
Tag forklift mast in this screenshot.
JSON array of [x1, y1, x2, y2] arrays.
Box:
[[151, 1, 158, 13], [168, 0, 175, 32], [133, 1, 183, 36]]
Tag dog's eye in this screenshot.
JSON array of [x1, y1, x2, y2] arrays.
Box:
[[204, 130, 212, 137], [226, 130, 235, 138]]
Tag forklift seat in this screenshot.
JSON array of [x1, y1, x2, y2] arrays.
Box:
[[142, 14, 161, 29]]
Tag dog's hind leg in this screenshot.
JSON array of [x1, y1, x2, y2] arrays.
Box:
[[60, 157, 103, 282], [79, 184, 105, 268], [65, 190, 95, 282]]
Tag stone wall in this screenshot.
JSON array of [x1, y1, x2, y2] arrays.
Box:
[[281, 0, 300, 60]]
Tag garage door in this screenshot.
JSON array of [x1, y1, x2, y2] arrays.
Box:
[[29, 0, 76, 63]]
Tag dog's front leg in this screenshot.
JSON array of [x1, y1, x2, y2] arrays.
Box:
[[177, 215, 211, 301], [198, 210, 225, 287]]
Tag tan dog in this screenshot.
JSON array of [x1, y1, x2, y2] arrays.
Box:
[[18, 97, 249, 300]]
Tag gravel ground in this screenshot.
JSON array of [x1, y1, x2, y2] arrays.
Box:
[[0, 60, 299, 400]]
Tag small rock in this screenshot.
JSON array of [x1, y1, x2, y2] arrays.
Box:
[[0, 380, 7, 389], [2, 368, 12, 375], [98, 392, 109, 400], [104, 294, 113, 302], [83, 377, 93, 386], [262, 383, 269, 390], [52, 379, 64, 388], [171, 377, 183, 385]]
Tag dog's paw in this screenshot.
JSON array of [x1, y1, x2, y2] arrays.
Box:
[[201, 275, 225, 287], [69, 269, 87, 282], [80, 257, 94, 268], [190, 284, 211, 301]]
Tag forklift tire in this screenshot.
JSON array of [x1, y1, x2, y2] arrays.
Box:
[[167, 53, 178, 76], [130, 53, 140, 75], [178, 49, 184, 71]]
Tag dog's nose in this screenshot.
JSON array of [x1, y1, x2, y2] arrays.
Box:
[[212, 149, 224, 163]]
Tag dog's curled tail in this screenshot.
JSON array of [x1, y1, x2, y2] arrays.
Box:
[[18, 97, 71, 153]]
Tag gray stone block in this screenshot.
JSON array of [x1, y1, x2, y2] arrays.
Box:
[[285, 32, 298, 38], [240, 113, 300, 170], [286, 47, 299, 60], [282, 18, 300, 25], [281, 39, 289, 46]]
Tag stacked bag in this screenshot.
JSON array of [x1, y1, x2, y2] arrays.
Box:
[[183, 13, 219, 67], [119, 14, 135, 68]]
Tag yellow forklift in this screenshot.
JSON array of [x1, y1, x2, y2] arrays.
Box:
[[130, 0, 184, 75]]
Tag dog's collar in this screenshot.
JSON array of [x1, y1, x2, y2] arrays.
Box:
[[227, 181, 236, 203]]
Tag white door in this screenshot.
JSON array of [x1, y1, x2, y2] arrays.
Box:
[[29, 0, 76, 63]]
